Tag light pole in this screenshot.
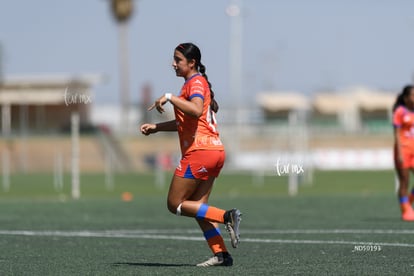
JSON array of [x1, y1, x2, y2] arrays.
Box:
[[226, 0, 243, 153], [110, 0, 134, 134], [0, 42, 9, 138], [0, 42, 10, 191]]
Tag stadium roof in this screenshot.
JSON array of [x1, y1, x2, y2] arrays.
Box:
[[257, 92, 309, 112], [0, 73, 103, 105], [313, 87, 396, 114], [352, 88, 395, 111], [312, 93, 354, 114]]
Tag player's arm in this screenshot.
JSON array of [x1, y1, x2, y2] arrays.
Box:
[[156, 120, 177, 131], [149, 94, 203, 118], [394, 126, 403, 163], [140, 120, 177, 136], [169, 95, 203, 118], [393, 108, 403, 163]]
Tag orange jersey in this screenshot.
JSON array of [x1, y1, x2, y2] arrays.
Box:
[[393, 105, 414, 152], [174, 74, 224, 155]]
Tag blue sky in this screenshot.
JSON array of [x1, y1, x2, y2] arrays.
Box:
[[1, 0, 413, 108]]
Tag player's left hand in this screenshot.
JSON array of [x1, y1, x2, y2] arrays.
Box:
[[140, 123, 157, 135]]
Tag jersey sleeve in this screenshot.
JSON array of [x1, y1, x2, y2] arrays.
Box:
[[188, 78, 206, 101]]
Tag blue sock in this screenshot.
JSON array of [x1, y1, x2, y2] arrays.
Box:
[[400, 196, 409, 204]]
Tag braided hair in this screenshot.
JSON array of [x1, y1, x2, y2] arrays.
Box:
[[175, 43, 219, 113], [393, 85, 414, 112]]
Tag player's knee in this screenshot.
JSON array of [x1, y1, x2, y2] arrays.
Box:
[[167, 199, 181, 215], [167, 202, 175, 214]]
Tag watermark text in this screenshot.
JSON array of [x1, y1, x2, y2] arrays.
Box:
[[275, 158, 305, 176], [352, 244, 382, 252], [64, 87, 92, 106]]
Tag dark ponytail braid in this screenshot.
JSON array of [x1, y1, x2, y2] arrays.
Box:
[[393, 94, 405, 112], [199, 63, 219, 113], [393, 85, 414, 112]]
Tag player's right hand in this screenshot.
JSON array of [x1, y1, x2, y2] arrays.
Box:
[[148, 95, 168, 114]]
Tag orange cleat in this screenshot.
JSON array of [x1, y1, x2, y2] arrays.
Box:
[[402, 209, 414, 221]]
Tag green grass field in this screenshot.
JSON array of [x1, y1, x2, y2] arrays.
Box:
[[1, 170, 414, 275]]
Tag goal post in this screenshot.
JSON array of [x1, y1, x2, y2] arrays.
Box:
[[71, 112, 80, 199], [2, 146, 10, 192]]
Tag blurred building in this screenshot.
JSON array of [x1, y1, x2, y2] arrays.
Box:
[[0, 74, 102, 135], [257, 87, 396, 133], [352, 87, 395, 130], [312, 91, 359, 132], [257, 92, 309, 120], [312, 87, 395, 132]]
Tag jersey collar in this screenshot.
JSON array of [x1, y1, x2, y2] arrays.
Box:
[[184, 73, 201, 84]]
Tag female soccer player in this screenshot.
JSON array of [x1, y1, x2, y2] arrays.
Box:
[[393, 85, 414, 221], [140, 43, 242, 266]]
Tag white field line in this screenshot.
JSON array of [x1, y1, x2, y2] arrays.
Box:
[[1, 229, 414, 248], [238, 229, 414, 235], [2, 229, 413, 235]]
